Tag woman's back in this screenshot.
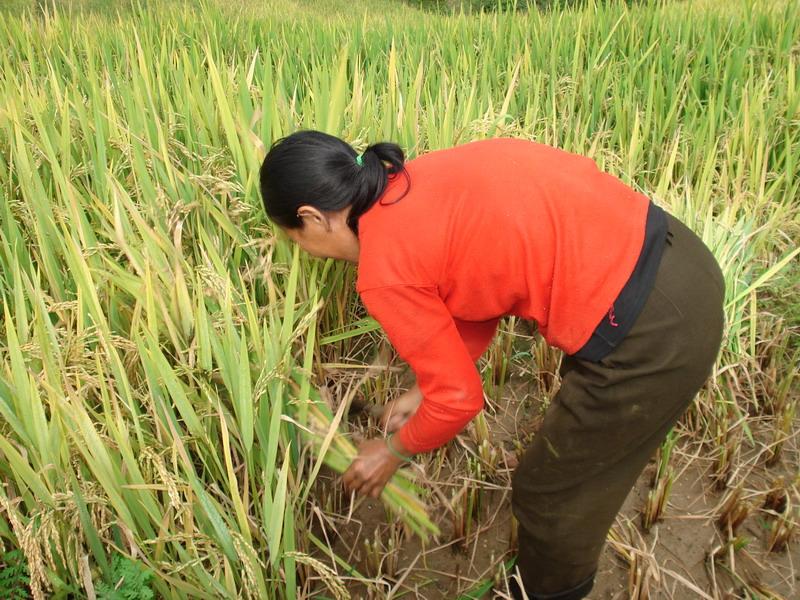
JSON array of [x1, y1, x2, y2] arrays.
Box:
[[357, 137, 650, 354]]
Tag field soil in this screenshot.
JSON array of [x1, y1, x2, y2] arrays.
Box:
[[312, 372, 799, 599]]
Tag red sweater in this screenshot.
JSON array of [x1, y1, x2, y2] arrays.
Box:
[[356, 138, 650, 453]]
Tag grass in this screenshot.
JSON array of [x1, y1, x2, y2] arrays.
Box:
[[0, 0, 797, 598]]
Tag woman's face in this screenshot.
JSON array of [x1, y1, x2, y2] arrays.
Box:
[[281, 205, 360, 262], [282, 223, 336, 259]]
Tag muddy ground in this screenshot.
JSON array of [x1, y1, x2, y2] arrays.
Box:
[[307, 366, 798, 599]]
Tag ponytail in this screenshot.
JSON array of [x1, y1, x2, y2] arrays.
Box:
[[259, 130, 411, 235], [345, 141, 408, 232]]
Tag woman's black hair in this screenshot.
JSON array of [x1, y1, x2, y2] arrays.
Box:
[[259, 130, 410, 234]]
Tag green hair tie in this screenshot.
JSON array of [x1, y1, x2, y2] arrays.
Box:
[[355, 153, 364, 167]]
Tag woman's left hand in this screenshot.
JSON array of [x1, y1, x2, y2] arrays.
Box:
[[342, 438, 405, 498]]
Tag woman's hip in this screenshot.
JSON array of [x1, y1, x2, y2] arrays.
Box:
[[589, 211, 725, 376]]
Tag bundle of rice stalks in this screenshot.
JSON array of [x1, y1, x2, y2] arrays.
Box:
[[298, 385, 439, 540]]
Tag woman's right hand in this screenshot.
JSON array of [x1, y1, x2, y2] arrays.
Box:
[[379, 383, 423, 433]]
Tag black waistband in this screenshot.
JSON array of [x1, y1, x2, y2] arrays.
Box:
[[571, 200, 669, 362]]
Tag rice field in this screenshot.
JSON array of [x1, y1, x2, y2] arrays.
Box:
[[0, 0, 797, 598]]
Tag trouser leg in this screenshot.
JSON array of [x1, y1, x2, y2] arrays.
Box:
[[510, 213, 725, 598]]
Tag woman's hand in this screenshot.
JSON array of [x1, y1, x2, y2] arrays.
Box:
[[380, 384, 423, 433], [344, 385, 420, 499], [342, 438, 406, 498]]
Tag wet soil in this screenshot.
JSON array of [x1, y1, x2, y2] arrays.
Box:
[[309, 373, 798, 599]]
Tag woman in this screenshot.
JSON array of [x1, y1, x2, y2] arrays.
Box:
[[259, 130, 725, 600]]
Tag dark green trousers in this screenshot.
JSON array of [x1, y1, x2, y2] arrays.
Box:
[[510, 213, 725, 599]]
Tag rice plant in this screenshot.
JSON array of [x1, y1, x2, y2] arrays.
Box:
[[0, 0, 797, 596]]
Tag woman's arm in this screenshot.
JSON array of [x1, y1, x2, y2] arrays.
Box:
[[453, 317, 500, 361], [342, 284, 492, 497], [380, 383, 423, 433], [380, 319, 498, 432], [361, 285, 487, 453]]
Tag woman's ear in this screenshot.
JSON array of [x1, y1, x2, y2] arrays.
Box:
[[296, 205, 331, 231]]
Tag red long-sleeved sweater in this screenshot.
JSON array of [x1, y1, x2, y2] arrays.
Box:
[[356, 138, 650, 453]]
